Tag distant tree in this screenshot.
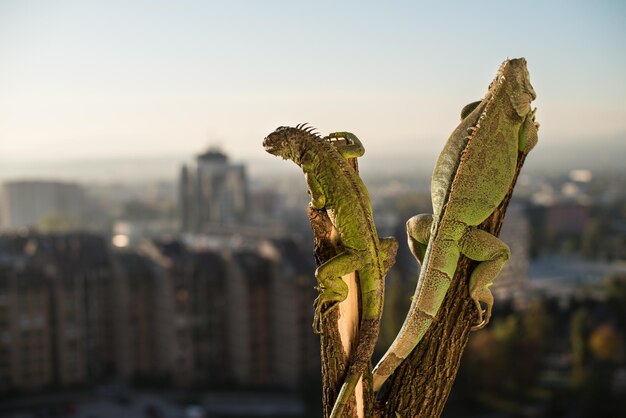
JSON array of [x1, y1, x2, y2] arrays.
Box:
[[581, 218, 602, 257], [589, 324, 624, 363], [605, 276, 626, 331], [453, 308, 549, 411], [121, 200, 161, 220], [39, 213, 74, 232], [570, 307, 590, 387], [574, 323, 624, 417]]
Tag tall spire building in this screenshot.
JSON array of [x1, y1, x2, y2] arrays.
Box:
[[179, 148, 249, 232]]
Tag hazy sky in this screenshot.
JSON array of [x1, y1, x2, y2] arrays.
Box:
[[1, 0, 625, 166]]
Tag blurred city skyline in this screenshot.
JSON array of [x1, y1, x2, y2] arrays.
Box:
[[1, 3, 625, 417], [1, 0, 625, 180]]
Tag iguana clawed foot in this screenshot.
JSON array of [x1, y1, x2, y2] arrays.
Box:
[[468, 267, 498, 331], [324, 131, 358, 144], [312, 297, 335, 334], [312, 282, 348, 334], [323, 132, 365, 159], [471, 297, 493, 331]]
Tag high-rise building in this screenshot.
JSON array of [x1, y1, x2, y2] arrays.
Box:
[[179, 148, 249, 232], [0, 181, 89, 230]]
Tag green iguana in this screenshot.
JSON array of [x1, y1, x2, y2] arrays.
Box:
[[263, 125, 397, 417], [372, 57, 539, 392]]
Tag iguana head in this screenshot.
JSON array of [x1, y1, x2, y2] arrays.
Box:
[[501, 58, 536, 118], [263, 124, 319, 164]]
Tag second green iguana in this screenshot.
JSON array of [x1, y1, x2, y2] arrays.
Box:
[[372, 58, 539, 391], [263, 125, 397, 418]]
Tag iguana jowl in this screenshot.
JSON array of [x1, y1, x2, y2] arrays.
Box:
[[263, 126, 397, 417], [372, 58, 539, 391]]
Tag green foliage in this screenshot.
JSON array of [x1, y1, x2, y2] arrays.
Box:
[[589, 324, 623, 363], [121, 199, 162, 220], [450, 299, 563, 414], [570, 307, 590, 387], [522, 299, 555, 351], [38, 213, 75, 232], [567, 286, 626, 416], [605, 276, 626, 330]]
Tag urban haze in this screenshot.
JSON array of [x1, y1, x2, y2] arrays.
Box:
[[1, 1, 625, 417]]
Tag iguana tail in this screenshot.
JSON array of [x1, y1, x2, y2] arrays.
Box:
[[330, 318, 379, 418], [329, 373, 361, 418], [371, 310, 434, 392], [371, 212, 462, 391]]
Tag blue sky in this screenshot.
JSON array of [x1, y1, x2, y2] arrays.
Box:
[[0, 0, 624, 166]]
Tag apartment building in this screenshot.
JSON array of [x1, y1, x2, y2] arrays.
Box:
[[0, 231, 318, 393]]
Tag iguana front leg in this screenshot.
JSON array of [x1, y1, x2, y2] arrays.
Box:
[[325, 132, 365, 159], [459, 228, 510, 330], [380, 237, 400, 273], [406, 214, 434, 264], [304, 172, 326, 209], [313, 249, 366, 333], [519, 108, 539, 153]]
